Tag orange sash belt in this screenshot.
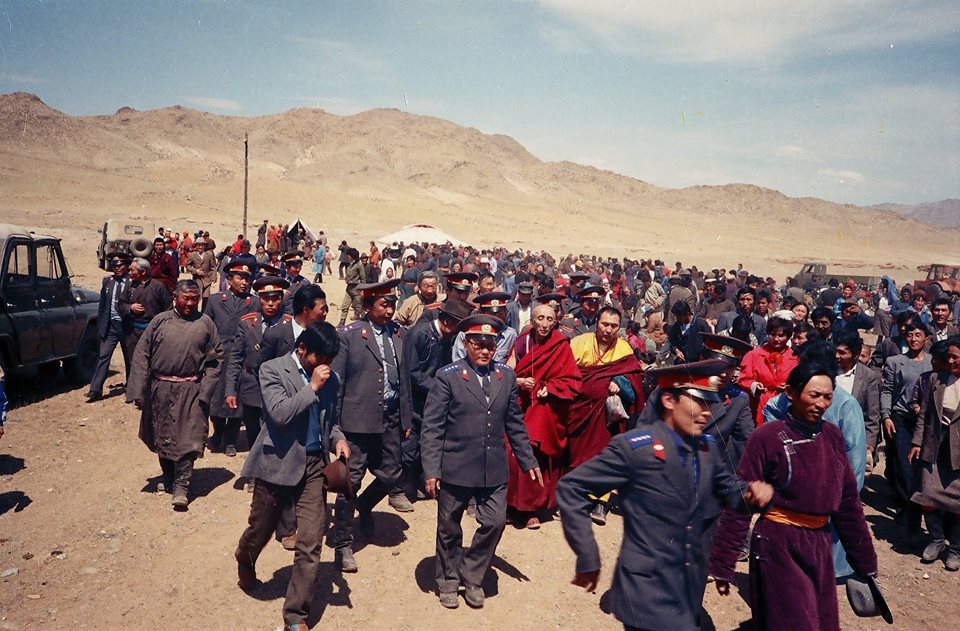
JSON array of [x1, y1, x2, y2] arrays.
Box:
[[763, 506, 828, 529]]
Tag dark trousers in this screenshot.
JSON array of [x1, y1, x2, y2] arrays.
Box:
[[218, 405, 263, 449], [888, 415, 922, 530], [235, 454, 328, 627], [435, 482, 507, 593], [392, 415, 423, 498], [333, 410, 402, 549], [89, 320, 131, 394], [159, 455, 195, 495]]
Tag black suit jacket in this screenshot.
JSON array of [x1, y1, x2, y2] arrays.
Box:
[[259, 319, 297, 365], [420, 359, 537, 487], [96, 274, 128, 339]]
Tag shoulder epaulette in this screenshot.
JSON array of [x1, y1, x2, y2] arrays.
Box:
[[340, 321, 365, 333], [493, 361, 514, 373], [282, 314, 292, 323], [427, 302, 442, 310], [240, 312, 259, 321], [439, 362, 463, 375], [563, 313, 575, 320], [624, 432, 653, 450]]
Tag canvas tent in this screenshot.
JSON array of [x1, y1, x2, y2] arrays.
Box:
[[286, 219, 317, 242], [375, 224, 470, 248]]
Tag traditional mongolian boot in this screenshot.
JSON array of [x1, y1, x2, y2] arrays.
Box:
[[171, 456, 194, 511], [945, 518, 960, 571], [921, 511, 946, 563]]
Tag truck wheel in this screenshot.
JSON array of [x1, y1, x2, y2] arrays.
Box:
[[130, 237, 152, 258], [65, 326, 98, 384]]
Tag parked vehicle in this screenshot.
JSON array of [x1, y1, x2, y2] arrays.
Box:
[[97, 219, 157, 270], [0, 223, 99, 382], [914, 263, 960, 296], [793, 262, 881, 291]]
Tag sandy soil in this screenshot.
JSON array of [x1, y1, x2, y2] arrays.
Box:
[[1, 272, 958, 631]]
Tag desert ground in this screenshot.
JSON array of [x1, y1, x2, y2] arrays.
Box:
[[1, 266, 959, 631]]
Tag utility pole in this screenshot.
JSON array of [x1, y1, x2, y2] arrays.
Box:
[[242, 133, 249, 236]]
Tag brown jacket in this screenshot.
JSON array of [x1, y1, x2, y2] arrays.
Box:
[[912, 371, 960, 470]]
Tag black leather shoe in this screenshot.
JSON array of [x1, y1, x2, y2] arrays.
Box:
[[464, 585, 484, 608]]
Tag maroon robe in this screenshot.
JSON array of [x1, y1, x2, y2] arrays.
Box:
[[566, 354, 645, 470], [507, 329, 582, 511], [708, 415, 878, 631]]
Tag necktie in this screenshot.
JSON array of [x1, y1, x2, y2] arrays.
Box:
[[481, 372, 491, 402], [382, 332, 399, 388]]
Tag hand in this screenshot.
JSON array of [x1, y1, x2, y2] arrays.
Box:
[[425, 478, 440, 498], [403, 428, 413, 439], [529, 467, 544, 487], [883, 418, 895, 437], [754, 383, 766, 393], [517, 377, 535, 390], [225, 395, 238, 410], [908, 446, 920, 463], [675, 349, 686, 362], [131, 303, 145, 314], [310, 364, 331, 391], [715, 579, 731, 596], [744, 480, 774, 507], [571, 570, 600, 593], [536, 385, 549, 399], [334, 439, 350, 460], [608, 381, 620, 395]]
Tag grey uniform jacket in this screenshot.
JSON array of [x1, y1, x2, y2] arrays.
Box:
[[331, 319, 410, 433], [556, 421, 747, 631], [259, 319, 296, 365], [420, 359, 538, 488], [226, 312, 291, 407], [204, 291, 260, 417], [241, 354, 345, 487]]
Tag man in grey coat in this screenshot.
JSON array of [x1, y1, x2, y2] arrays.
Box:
[[234, 321, 349, 631], [421, 314, 542, 609]]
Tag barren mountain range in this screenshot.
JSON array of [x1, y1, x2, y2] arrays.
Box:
[[1, 91, 957, 283]]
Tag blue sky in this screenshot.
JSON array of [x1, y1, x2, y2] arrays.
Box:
[[1, 0, 958, 205]]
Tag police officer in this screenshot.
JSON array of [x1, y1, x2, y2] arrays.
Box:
[[391, 300, 473, 510], [280, 251, 311, 315], [557, 360, 773, 631], [417, 272, 478, 324], [206, 261, 260, 456], [421, 314, 541, 609], [331, 278, 408, 573], [561, 286, 603, 338], [562, 272, 591, 314], [225, 275, 291, 455], [452, 292, 517, 363]]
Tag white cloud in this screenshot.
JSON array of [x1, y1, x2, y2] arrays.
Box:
[[0, 73, 45, 85], [776, 145, 820, 162], [182, 96, 242, 112], [286, 36, 386, 74], [537, 1, 960, 64], [817, 168, 866, 184]]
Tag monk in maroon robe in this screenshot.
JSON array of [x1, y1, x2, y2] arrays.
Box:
[[507, 305, 582, 528]]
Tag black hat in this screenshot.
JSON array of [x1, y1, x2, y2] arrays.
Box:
[[569, 272, 590, 284], [577, 286, 605, 301], [439, 300, 473, 322], [474, 291, 511, 313], [535, 292, 566, 309], [282, 251, 305, 266], [645, 359, 729, 403], [224, 261, 254, 276], [358, 278, 401, 302], [252, 275, 290, 295], [445, 272, 478, 291], [459, 314, 504, 337], [701, 333, 752, 365], [107, 251, 132, 265], [846, 574, 893, 624], [516, 282, 534, 295]]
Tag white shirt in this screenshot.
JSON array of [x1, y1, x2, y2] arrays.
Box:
[[292, 317, 305, 343], [836, 365, 856, 395], [517, 303, 532, 331]]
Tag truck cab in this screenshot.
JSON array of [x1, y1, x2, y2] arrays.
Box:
[[0, 224, 99, 380]]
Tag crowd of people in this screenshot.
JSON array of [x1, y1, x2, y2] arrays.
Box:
[[35, 224, 960, 630]]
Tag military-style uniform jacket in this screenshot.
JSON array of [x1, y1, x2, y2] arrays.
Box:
[[420, 359, 538, 488], [332, 318, 410, 433], [204, 290, 260, 418], [259, 319, 297, 365], [560, 311, 598, 339], [225, 311, 291, 407], [556, 420, 748, 631], [399, 318, 451, 429], [282, 275, 311, 315]]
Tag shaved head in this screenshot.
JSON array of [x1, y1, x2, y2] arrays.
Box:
[[532, 303, 555, 319]]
